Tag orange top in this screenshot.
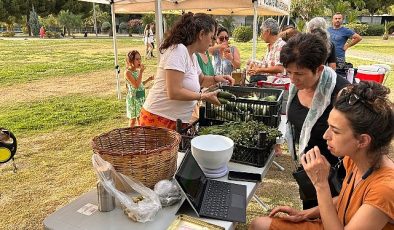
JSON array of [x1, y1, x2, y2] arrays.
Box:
[[336, 156, 394, 229], [269, 156, 394, 230]]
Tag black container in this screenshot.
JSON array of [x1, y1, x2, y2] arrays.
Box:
[[176, 109, 276, 167], [204, 86, 283, 127]]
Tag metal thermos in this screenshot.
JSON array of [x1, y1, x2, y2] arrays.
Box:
[[97, 181, 115, 212]]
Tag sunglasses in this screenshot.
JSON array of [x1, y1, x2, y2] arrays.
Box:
[[218, 36, 229, 42], [341, 88, 375, 113]]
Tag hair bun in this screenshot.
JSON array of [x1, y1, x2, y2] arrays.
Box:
[[355, 81, 391, 113]]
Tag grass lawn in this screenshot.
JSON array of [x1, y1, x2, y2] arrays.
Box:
[[0, 36, 393, 230]]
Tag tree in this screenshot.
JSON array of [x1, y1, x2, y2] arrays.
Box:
[[29, 6, 40, 36], [363, 0, 394, 15], [219, 16, 235, 36], [83, 4, 110, 31], [142, 14, 155, 27], [58, 10, 82, 36], [291, 0, 325, 21], [163, 14, 179, 32], [42, 14, 60, 32]]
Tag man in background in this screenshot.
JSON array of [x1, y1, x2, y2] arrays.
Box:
[[328, 12, 362, 68]]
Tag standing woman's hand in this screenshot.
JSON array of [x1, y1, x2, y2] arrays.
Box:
[[301, 146, 331, 189], [214, 75, 235, 86], [201, 90, 220, 106]]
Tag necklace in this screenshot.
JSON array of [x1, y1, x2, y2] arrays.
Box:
[[338, 167, 373, 224]]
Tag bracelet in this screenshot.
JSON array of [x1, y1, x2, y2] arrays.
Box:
[[198, 92, 202, 101]]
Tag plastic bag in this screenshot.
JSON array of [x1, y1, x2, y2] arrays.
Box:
[[153, 179, 182, 207], [92, 154, 161, 222]]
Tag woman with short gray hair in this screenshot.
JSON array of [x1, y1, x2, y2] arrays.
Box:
[[307, 17, 337, 70]]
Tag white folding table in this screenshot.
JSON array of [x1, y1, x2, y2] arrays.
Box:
[[43, 149, 276, 230]]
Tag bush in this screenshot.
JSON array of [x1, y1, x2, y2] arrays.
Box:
[[1, 31, 15, 37], [387, 21, 394, 34], [233, 26, 253, 42], [101, 21, 111, 33], [119, 22, 129, 34], [46, 31, 61, 38], [346, 23, 368, 36], [128, 19, 143, 35], [365, 24, 384, 36]]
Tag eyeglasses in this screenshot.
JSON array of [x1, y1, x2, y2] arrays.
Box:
[[218, 36, 229, 42], [341, 89, 376, 113], [348, 93, 363, 105]]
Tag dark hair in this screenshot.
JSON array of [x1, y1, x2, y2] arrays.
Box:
[[334, 81, 394, 168], [280, 33, 327, 73], [160, 12, 217, 53], [333, 12, 343, 17], [281, 27, 300, 42], [217, 26, 229, 36], [126, 50, 140, 67]]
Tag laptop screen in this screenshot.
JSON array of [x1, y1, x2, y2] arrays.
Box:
[[175, 152, 207, 211]]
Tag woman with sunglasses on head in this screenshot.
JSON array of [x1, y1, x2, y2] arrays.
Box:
[[250, 81, 394, 230], [277, 33, 350, 209], [209, 27, 241, 75], [306, 17, 337, 70], [139, 13, 234, 130]]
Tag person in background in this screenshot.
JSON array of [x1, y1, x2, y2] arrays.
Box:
[[192, 37, 216, 122], [140, 13, 234, 130], [276, 33, 350, 209], [248, 18, 286, 78], [124, 50, 154, 127], [209, 27, 241, 75], [143, 24, 154, 59], [307, 17, 337, 70], [279, 25, 300, 42], [250, 81, 394, 230], [149, 23, 155, 58], [39, 26, 46, 38], [328, 12, 362, 67], [196, 36, 215, 76]]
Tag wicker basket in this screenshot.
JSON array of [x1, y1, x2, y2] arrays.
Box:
[[92, 126, 181, 188]]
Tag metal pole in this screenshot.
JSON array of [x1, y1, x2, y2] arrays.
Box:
[[252, 0, 258, 60], [154, 0, 164, 58], [287, 0, 291, 25], [110, 0, 121, 100], [93, 2, 98, 36]]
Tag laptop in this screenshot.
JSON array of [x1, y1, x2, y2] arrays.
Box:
[[174, 152, 247, 223]]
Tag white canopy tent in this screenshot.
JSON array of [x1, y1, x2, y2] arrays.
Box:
[[79, 0, 290, 98]]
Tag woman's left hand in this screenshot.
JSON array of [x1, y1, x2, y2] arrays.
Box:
[[214, 75, 235, 86], [301, 146, 331, 189]]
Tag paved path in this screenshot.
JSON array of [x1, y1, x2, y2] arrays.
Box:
[[347, 50, 394, 65]]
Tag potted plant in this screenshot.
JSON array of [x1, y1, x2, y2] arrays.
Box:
[[383, 21, 389, 40]]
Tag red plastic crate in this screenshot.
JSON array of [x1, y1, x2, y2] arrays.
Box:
[[356, 72, 385, 83]]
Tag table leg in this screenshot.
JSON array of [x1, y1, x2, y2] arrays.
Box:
[[253, 195, 269, 211], [272, 161, 284, 171]]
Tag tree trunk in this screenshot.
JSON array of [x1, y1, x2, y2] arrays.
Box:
[[27, 12, 31, 36]]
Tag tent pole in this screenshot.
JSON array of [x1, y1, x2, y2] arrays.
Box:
[[110, 0, 121, 100], [93, 2, 98, 36], [252, 0, 258, 60], [155, 0, 164, 58], [287, 1, 291, 25]]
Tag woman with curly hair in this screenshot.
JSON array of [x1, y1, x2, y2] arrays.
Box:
[[250, 81, 394, 230], [139, 12, 234, 130]]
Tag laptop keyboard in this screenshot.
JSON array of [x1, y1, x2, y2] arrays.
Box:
[[200, 180, 231, 218]]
